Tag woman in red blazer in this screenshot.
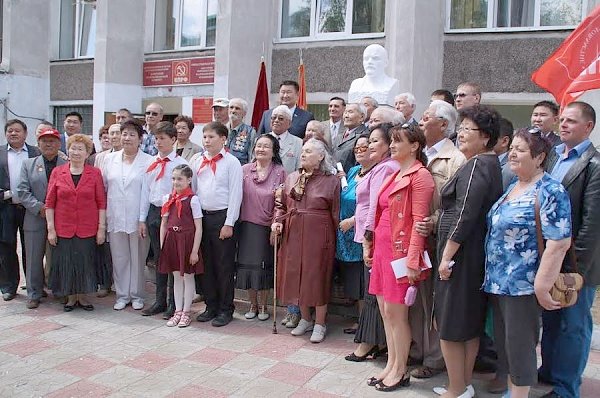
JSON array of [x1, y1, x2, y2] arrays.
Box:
[[366, 123, 435, 392], [46, 134, 106, 312]]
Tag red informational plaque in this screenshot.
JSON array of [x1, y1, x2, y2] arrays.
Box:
[[192, 98, 213, 123], [143, 57, 215, 87]]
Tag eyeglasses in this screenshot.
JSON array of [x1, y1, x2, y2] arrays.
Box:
[[270, 115, 286, 121], [457, 126, 480, 133], [145, 111, 159, 116], [354, 146, 369, 154]]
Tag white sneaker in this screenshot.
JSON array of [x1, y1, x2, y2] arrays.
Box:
[[113, 301, 127, 311], [244, 305, 258, 319], [309, 324, 326, 343], [257, 306, 270, 321], [291, 318, 314, 336], [433, 384, 475, 397], [132, 301, 144, 310]]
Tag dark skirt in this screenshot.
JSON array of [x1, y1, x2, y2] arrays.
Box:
[[354, 265, 386, 346], [49, 236, 97, 296], [339, 260, 364, 301], [235, 222, 274, 290], [95, 242, 112, 289], [435, 233, 487, 342]]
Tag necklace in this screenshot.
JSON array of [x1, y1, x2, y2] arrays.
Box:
[[358, 163, 377, 177]]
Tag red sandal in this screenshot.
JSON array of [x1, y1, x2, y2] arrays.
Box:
[[178, 312, 192, 328], [166, 311, 183, 327]]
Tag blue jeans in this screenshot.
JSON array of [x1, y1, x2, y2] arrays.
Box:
[[287, 304, 300, 315], [540, 285, 596, 398]]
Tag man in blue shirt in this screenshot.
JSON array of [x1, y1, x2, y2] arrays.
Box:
[[540, 101, 600, 398]]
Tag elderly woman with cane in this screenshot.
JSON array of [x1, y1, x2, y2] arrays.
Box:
[[272, 138, 340, 343]]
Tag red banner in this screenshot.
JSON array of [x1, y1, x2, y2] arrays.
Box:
[[143, 57, 215, 87], [251, 60, 270, 130], [192, 98, 213, 124], [531, 6, 600, 106]]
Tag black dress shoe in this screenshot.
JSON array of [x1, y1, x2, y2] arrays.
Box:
[[211, 312, 233, 327], [64, 304, 75, 312], [141, 302, 166, 316], [162, 304, 175, 320], [196, 309, 217, 322], [345, 345, 379, 362], [77, 302, 94, 311], [374, 373, 411, 391], [2, 292, 16, 301]]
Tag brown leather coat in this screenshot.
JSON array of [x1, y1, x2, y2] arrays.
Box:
[[275, 170, 341, 306]]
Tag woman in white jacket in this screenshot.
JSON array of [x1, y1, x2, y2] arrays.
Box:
[[102, 119, 154, 311]]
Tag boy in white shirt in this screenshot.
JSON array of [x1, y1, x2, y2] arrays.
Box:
[[191, 122, 242, 327]]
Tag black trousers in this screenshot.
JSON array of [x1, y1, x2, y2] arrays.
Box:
[[147, 204, 174, 307], [201, 210, 236, 315], [0, 204, 25, 294]]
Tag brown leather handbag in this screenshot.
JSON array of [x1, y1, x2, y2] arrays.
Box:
[[534, 196, 583, 308]]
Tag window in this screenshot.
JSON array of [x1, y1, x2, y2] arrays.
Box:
[[447, 0, 585, 31], [280, 0, 385, 40], [58, 0, 96, 59], [153, 0, 217, 52]]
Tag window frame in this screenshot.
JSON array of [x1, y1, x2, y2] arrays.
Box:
[[0, 0, 9, 71], [56, 0, 97, 60], [151, 0, 216, 53], [445, 0, 588, 33], [277, 0, 386, 43]]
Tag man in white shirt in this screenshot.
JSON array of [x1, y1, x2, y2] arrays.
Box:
[[139, 121, 187, 318], [269, 105, 303, 174], [0, 119, 41, 301], [321, 97, 346, 146], [191, 122, 242, 327]]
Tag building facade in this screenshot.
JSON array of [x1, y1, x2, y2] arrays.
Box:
[[0, 0, 598, 146]]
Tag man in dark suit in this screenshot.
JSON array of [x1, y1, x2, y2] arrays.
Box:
[[531, 100, 561, 146], [17, 128, 66, 308], [333, 103, 368, 172], [539, 101, 600, 398], [0, 119, 41, 301], [257, 80, 314, 139], [60, 111, 83, 153]]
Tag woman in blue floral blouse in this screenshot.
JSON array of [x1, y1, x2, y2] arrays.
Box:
[[484, 129, 572, 398]]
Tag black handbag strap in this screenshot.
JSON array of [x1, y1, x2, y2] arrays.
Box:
[[534, 192, 578, 272]]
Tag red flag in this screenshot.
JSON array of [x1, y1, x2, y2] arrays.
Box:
[[251, 59, 270, 130], [531, 6, 600, 107], [297, 57, 307, 110]]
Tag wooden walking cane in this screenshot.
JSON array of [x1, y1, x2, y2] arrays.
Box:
[[272, 236, 278, 334]]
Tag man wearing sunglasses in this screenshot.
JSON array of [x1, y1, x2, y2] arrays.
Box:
[[141, 103, 164, 156], [454, 82, 481, 111]]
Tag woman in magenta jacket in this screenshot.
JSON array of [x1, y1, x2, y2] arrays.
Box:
[[46, 134, 106, 312], [366, 123, 434, 392]]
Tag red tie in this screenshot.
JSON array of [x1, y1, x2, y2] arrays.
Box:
[[161, 187, 194, 218], [198, 153, 223, 174], [146, 157, 171, 181]]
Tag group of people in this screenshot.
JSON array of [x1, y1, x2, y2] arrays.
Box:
[[0, 78, 598, 398]]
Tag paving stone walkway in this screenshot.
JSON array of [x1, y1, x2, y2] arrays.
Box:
[[0, 286, 598, 397]]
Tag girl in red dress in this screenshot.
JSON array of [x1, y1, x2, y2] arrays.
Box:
[[158, 165, 203, 328]]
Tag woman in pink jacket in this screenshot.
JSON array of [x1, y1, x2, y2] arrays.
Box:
[[366, 123, 435, 392]]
